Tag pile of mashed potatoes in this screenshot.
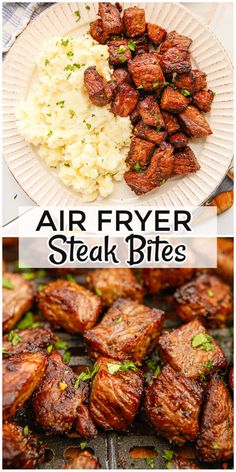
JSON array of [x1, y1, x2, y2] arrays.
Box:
[[16, 35, 132, 201]]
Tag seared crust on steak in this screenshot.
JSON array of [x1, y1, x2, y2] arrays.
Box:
[[179, 106, 212, 137], [133, 121, 167, 144], [147, 23, 167, 46], [160, 47, 191, 75], [98, 2, 123, 36], [84, 67, 111, 107], [2, 327, 54, 357], [111, 83, 139, 116], [193, 89, 214, 113], [3, 272, 36, 333], [142, 268, 195, 294], [172, 146, 200, 175], [128, 53, 165, 91], [159, 31, 192, 53], [160, 86, 189, 113], [126, 136, 155, 168], [139, 96, 165, 127], [123, 7, 146, 38], [3, 422, 45, 469]]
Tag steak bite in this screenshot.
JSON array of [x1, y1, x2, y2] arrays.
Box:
[[139, 96, 165, 127], [87, 268, 143, 306], [32, 351, 97, 437], [2, 327, 54, 357], [133, 34, 149, 54], [144, 364, 203, 445], [84, 66, 111, 107], [3, 351, 47, 420], [162, 110, 180, 134], [158, 319, 228, 380], [89, 19, 107, 44], [159, 30, 192, 53], [130, 105, 141, 125], [171, 454, 199, 469], [123, 7, 146, 38], [126, 137, 155, 168], [192, 69, 208, 93], [128, 53, 165, 91], [133, 121, 167, 145], [175, 69, 207, 94], [84, 298, 164, 362], [160, 47, 191, 74], [160, 86, 189, 113], [197, 377, 233, 462], [172, 146, 200, 175], [89, 357, 144, 431], [217, 238, 234, 284], [107, 39, 132, 66], [174, 274, 233, 328], [111, 83, 139, 117], [179, 106, 212, 137], [169, 132, 188, 149], [3, 421, 45, 469], [3, 272, 36, 333], [37, 280, 102, 334], [147, 23, 167, 46], [98, 2, 122, 36], [193, 89, 214, 113], [111, 67, 132, 89], [142, 268, 195, 294], [64, 450, 100, 469]]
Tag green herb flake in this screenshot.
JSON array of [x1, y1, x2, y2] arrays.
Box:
[[80, 442, 87, 450], [198, 370, 206, 381], [47, 344, 53, 354], [212, 442, 220, 449], [86, 122, 92, 130], [2, 276, 14, 289], [160, 178, 166, 185], [2, 347, 9, 356], [145, 458, 155, 468], [56, 100, 65, 108], [207, 289, 214, 297], [74, 10, 81, 22], [204, 360, 213, 370], [22, 272, 35, 280], [69, 110, 76, 119], [118, 45, 126, 54], [137, 85, 144, 89], [74, 363, 99, 390], [134, 163, 144, 173], [66, 273, 76, 283], [85, 5, 90, 10], [37, 269, 46, 278], [191, 333, 214, 352], [163, 450, 173, 467], [128, 40, 136, 51], [153, 82, 159, 88], [67, 50, 74, 57], [61, 39, 70, 47], [45, 59, 49, 66], [156, 125, 162, 132], [47, 130, 53, 138], [107, 363, 121, 374], [115, 316, 123, 324], [119, 56, 126, 63], [95, 287, 102, 297], [63, 351, 71, 363], [107, 360, 138, 375], [181, 88, 190, 97], [55, 340, 69, 351], [23, 425, 29, 436], [8, 331, 22, 347], [153, 365, 161, 377], [17, 312, 34, 330]]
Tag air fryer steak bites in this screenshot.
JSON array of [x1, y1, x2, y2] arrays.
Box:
[[2, 326, 54, 357], [86, 2, 214, 196], [2, 422, 45, 469], [3, 272, 36, 333]]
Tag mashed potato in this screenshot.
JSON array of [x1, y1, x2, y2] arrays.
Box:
[[16, 35, 132, 201]]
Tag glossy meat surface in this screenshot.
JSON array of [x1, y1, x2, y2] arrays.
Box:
[[126, 136, 155, 168], [111, 83, 139, 116], [175, 69, 207, 94], [147, 23, 167, 45], [162, 110, 180, 134], [3, 421, 45, 469], [98, 2, 122, 36], [142, 268, 195, 294], [64, 450, 100, 469], [38, 280, 102, 334], [160, 47, 191, 74], [108, 39, 132, 66], [193, 89, 214, 113], [169, 132, 188, 149], [84, 298, 164, 362], [133, 121, 167, 144], [3, 272, 36, 333], [139, 96, 165, 127], [84, 67, 110, 107], [128, 53, 165, 91], [2, 326, 54, 356], [172, 146, 200, 175], [160, 86, 189, 113], [179, 105, 212, 137], [159, 30, 192, 53], [123, 7, 146, 38], [89, 19, 107, 44]]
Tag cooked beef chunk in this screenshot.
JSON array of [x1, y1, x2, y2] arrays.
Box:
[[38, 280, 102, 334], [144, 364, 202, 445], [217, 238, 234, 284], [111, 83, 139, 116], [147, 23, 167, 45], [160, 47, 191, 74], [172, 146, 200, 175], [179, 105, 212, 137], [229, 368, 234, 391], [159, 31, 192, 53], [126, 136, 155, 168], [3, 351, 47, 420], [193, 90, 214, 113], [98, 2, 122, 36], [3, 422, 45, 469], [108, 39, 132, 66], [32, 351, 97, 437], [128, 53, 165, 91], [158, 319, 227, 379], [64, 450, 100, 469], [2, 327, 54, 357], [133, 121, 167, 145], [175, 69, 207, 94], [3, 272, 36, 333], [192, 69, 208, 92], [84, 298, 164, 362], [142, 268, 195, 294], [89, 357, 144, 431], [139, 96, 165, 127], [162, 110, 180, 134], [125, 142, 174, 195], [84, 67, 111, 107], [174, 274, 233, 328], [130, 105, 141, 125], [169, 132, 188, 149], [197, 377, 233, 462], [160, 86, 189, 113], [123, 7, 146, 38], [133, 34, 149, 54], [111, 67, 132, 88], [87, 268, 143, 306], [89, 19, 107, 44], [172, 454, 199, 469]]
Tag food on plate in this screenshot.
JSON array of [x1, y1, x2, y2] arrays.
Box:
[[171, 453, 199, 469], [142, 268, 195, 294], [64, 450, 100, 469], [179, 106, 212, 137], [2, 327, 54, 357], [193, 89, 214, 113], [3, 272, 36, 333], [172, 146, 200, 175]]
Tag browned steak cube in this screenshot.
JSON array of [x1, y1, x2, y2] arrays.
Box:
[[84, 66, 110, 107], [193, 69, 208, 92], [172, 146, 200, 175], [3, 272, 36, 333], [197, 377, 233, 462], [130, 105, 141, 125], [126, 136, 155, 168], [64, 451, 100, 469], [179, 106, 212, 137], [160, 47, 191, 74], [147, 23, 167, 45], [174, 274, 233, 328], [84, 298, 164, 362], [229, 367, 234, 390], [3, 351, 47, 420], [38, 280, 102, 334], [98, 2, 122, 36], [3, 422, 45, 469], [144, 364, 203, 445], [142, 268, 195, 294], [108, 39, 132, 65], [217, 238, 234, 284], [32, 351, 97, 437], [169, 132, 188, 149], [87, 268, 143, 306], [133, 34, 149, 54], [160, 86, 189, 113], [133, 121, 167, 145], [128, 53, 165, 91], [111, 83, 139, 117], [158, 319, 228, 379], [123, 7, 146, 38], [89, 19, 108, 44], [193, 89, 214, 113], [139, 96, 165, 127], [159, 31, 192, 53], [162, 110, 180, 134], [2, 327, 54, 357], [175, 70, 207, 94], [171, 454, 199, 469], [111, 67, 132, 87], [89, 357, 144, 431]]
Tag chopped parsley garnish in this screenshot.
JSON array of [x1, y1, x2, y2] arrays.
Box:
[[22, 272, 35, 280], [80, 442, 87, 450], [163, 81, 170, 87], [115, 316, 123, 324], [137, 85, 144, 89], [56, 100, 65, 108], [153, 365, 161, 377], [37, 284, 44, 292], [160, 179, 166, 185], [156, 125, 162, 132], [134, 163, 144, 173], [156, 115, 160, 121], [55, 339, 68, 351], [181, 88, 190, 97], [119, 56, 126, 63], [61, 39, 70, 47], [23, 425, 29, 436], [63, 351, 71, 363], [198, 370, 206, 380], [67, 50, 74, 57], [37, 269, 46, 278], [145, 458, 155, 468], [212, 442, 220, 449], [153, 82, 159, 88], [74, 10, 81, 22], [74, 363, 99, 390], [45, 59, 49, 66], [17, 312, 35, 330], [2, 276, 14, 289], [2, 347, 9, 356], [85, 5, 90, 10], [128, 40, 136, 51], [117, 45, 126, 54], [47, 130, 53, 138], [69, 110, 76, 119], [47, 344, 53, 354], [64, 163, 71, 167], [86, 122, 92, 130], [66, 273, 76, 282], [8, 331, 22, 347], [163, 450, 173, 469], [204, 360, 213, 370], [191, 333, 215, 351], [207, 289, 214, 297], [107, 361, 138, 374], [95, 287, 102, 296]]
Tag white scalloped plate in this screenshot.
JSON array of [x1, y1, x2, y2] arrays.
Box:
[[3, 2, 233, 207]]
